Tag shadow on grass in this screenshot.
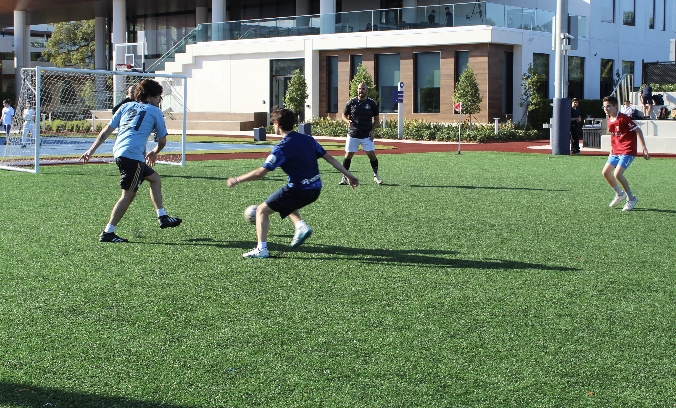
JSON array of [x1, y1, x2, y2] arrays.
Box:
[[0, 381, 197, 408], [173, 239, 578, 271], [409, 184, 568, 192], [631, 207, 676, 214]]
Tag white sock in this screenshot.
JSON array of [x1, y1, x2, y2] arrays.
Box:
[[157, 208, 167, 217], [104, 224, 116, 233], [295, 220, 307, 230], [626, 189, 635, 200], [258, 242, 267, 250], [612, 185, 623, 194]]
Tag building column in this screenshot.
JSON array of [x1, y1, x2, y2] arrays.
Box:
[[212, 0, 227, 40], [319, 0, 335, 34], [196, 7, 208, 25], [402, 0, 416, 25], [95, 17, 106, 70], [296, 0, 309, 15], [305, 39, 319, 121], [14, 10, 27, 98], [112, 0, 126, 65]]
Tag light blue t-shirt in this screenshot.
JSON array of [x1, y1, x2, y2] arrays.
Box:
[[110, 101, 168, 162]]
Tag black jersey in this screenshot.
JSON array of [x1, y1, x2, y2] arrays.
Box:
[[343, 97, 379, 138]]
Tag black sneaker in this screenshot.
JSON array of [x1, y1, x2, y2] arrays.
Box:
[[159, 215, 182, 229], [99, 231, 128, 243]]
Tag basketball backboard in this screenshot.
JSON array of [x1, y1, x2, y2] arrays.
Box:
[[114, 42, 145, 72]]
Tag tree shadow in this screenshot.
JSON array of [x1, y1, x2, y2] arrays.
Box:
[[0, 381, 198, 408], [410, 184, 568, 192]]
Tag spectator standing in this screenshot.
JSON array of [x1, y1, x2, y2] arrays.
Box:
[[570, 98, 581, 155], [641, 84, 653, 118]]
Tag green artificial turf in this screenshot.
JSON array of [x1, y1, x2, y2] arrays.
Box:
[[1, 151, 676, 407]]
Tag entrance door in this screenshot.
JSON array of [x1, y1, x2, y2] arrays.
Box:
[[272, 76, 293, 110]]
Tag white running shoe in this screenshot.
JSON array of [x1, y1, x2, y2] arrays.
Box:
[[609, 191, 627, 207], [290, 225, 313, 248], [243, 247, 269, 258], [339, 176, 348, 185], [622, 196, 638, 212], [373, 173, 383, 185]]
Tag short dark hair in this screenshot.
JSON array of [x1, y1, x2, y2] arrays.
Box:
[[603, 95, 618, 107], [270, 108, 295, 131], [572, 98, 578, 102], [3, 99, 10, 105], [133, 79, 163, 102]]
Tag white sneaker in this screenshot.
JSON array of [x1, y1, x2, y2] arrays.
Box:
[[373, 173, 383, 185], [609, 191, 627, 207], [290, 225, 313, 248], [243, 247, 269, 258], [622, 196, 638, 212], [339, 176, 348, 185]]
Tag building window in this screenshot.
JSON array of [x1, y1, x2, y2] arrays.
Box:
[[350, 55, 362, 83], [327, 56, 339, 113], [622, 61, 634, 76], [601, 0, 614, 23], [649, 0, 655, 29], [503, 51, 514, 115], [568, 56, 584, 100], [621, 0, 635, 26], [376, 53, 400, 113], [414, 52, 440, 113], [600, 59, 615, 98], [455, 51, 469, 82], [533, 53, 549, 99]]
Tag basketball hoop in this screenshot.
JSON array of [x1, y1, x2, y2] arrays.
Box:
[[115, 64, 132, 71]]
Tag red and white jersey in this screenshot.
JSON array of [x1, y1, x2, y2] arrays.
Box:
[[608, 112, 639, 156]]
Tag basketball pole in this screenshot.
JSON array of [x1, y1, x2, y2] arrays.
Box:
[[457, 107, 462, 155]]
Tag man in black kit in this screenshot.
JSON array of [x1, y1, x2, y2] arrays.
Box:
[[340, 83, 382, 185]]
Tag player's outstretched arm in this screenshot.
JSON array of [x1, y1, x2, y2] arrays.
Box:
[[227, 167, 270, 187], [322, 152, 359, 188], [80, 125, 114, 163]]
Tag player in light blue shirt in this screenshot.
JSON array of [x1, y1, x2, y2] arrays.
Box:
[[227, 108, 359, 258], [80, 79, 182, 243]]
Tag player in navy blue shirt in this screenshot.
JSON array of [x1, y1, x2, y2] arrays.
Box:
[[227, 108, 358, 258], [80, 79, 182, 243]]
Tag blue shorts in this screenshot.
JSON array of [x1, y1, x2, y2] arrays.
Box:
[[606, 154, 635, 169], [266, 185, 321, 219]]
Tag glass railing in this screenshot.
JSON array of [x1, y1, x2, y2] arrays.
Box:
[[147, 1, 587, 72]]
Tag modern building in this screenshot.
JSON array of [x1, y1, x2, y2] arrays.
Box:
[[0, 0, 674, 124]]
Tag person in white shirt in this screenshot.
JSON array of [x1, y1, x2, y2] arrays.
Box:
[[21, 101, 36, 148], [1, 99, 14, 145], [621, 100, 635, 117]]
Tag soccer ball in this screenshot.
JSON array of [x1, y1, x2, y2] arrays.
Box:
[[244, 205, 258, 224]]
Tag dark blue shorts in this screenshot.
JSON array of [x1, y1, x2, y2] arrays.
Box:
[[265, 185, 321, 219], [116, 156, 155, 192]]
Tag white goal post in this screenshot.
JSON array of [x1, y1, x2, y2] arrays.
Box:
[[0, 67, 187, 173]]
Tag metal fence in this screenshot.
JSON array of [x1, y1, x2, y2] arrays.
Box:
[[642, 61, 676, 86]]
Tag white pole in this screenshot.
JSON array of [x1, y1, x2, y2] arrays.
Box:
[[182, 78, 187, 166], [35, 68, 41, 174], [457, 109, 462, 155]]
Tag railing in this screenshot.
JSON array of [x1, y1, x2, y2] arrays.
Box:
[[611, 74, 634, 105], [146, 1, 587, 72]]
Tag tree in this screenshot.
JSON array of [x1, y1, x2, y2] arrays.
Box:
[[42, 20, 97, 69], [283, 69, 308, 123], [519, 63, 544, 128], [453, 66, 482, 127], [349, 63, 379, 103]]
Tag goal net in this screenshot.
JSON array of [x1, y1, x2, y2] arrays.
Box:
[[0, 67, 187, 173]]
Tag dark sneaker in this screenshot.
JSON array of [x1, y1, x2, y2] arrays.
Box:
[[159, 215, 182, 229], [99, 231, 128, 243]]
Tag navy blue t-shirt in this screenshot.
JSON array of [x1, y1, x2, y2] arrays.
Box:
[[262, 131, 327, 190]]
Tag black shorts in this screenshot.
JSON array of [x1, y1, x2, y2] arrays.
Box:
[[641, 95, 653, 105], [265, 185, 321, 219], [116, 156, 155, 192]]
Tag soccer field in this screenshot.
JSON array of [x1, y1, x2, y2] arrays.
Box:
[[2, 151, 676, 407]]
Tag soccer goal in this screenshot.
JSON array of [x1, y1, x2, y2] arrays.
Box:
[[0, 67, 187, 173]]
